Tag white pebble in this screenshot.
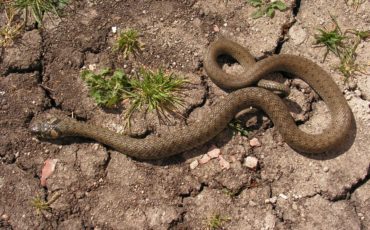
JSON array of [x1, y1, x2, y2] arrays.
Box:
[[111, 26, 117, 33], [244, 156, 259, 169], [249, 138, 261, 147], [199, 154, 211, 164], [219, 156, 230, 169], [207, 147, 221, 158], [279, 193, 288, 200], [190, 160, 199, 169]]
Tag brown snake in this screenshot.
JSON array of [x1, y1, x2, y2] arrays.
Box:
[[30, 38, 353, 160]]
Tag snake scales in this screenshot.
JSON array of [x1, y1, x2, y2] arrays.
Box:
[[30, 38, 353, 160]]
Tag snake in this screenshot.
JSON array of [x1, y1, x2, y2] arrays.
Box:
[[30, 38, 353, 160]]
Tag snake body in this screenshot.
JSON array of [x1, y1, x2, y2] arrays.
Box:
[[30, 39, 353, 160]]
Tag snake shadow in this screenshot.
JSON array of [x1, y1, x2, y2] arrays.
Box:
[[294, 112, 357, 160]]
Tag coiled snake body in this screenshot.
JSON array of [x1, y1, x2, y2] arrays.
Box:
[[30, 39, 353, 160]]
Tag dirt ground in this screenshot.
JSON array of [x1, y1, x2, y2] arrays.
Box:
[[1, 0, 369, 229]]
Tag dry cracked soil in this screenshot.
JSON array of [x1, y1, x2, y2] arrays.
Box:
[[0, 0, 370, 229]]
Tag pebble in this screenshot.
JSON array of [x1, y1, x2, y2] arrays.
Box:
[[354, 89, 362, 97], [190, 160, 199, 169], [219, 156, 230, 169], [345, 94, 353, 101], [265, 196, 277, 204], [111, 26, 117, 33], [248, 200, 257, 207], [279, 193, 288, 200], [1, 214, 9, 220], [207, 147, 221, 159], [244, 156, 259, 169], [249, 138, 261, 147], [199, 154, 211, 164], [323, 166, 329, 172], [213, 25, 220, 32]]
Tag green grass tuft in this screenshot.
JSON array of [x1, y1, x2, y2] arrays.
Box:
[[247, 0, 287, 19], [31, 196, 50, 215], [123, 68, 186, 123], [31, 192, 61, 215], [81, 68, 186, 125], [314, 15, 369, 79], [207, 214, 231, 229], [114, 29, 143, 59], [13, 0, 68, 25]]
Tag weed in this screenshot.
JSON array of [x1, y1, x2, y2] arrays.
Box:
[[81, 68, 186, 126], [123, 68, 186, 123], [114, 29, 143, 59], [228, 119, 249, 137], [81, 68, 130, 108], [207, 214, 231, 229], [222, 188, 237, 197], [0, 5, 23, 46], [246, 0, 287, 19], [13, 0, 68, 25], [31, 192, 61, 215], [314, 15, 369, 79]]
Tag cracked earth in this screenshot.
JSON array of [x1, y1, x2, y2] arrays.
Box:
[[0, 0, 369, 229]]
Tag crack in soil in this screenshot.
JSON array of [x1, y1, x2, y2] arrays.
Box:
[[331, 165, 370, 202], [273, 0, 301, 54]]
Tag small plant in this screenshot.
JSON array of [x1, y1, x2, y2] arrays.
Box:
[[228, 119, 249, 137], [31, 192, 61, 215], [81, 68, 130, 108], [13, 0, 68, 25], [114, 29, 143, 59], [314, 15, 369, 79], [247, 0, 287, 19], [207, 214, 231, 229], [123, 68, 186, 122], [81, 68, 186, 125], [222, 188, 237, 197], [0, 4, 23, 46]]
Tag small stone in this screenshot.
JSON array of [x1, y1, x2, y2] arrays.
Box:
[[244, 156, 259, 169], [249, 138, 261, 147], [190, 160, 199, 169], [269, 196, 277, 204], [207, 146, 221, 159], [93, 143, 99, 151], [111, 26, 117, 33], [213, 25, 220, 32], [199, 154, 211, 164], [219, 156, 230, 170], [248, 200, 257, 206], [345, 94, 352, 101], [40, 159, 59, 187], [354, 89, 362, 97], [1, 214, 9, 220], [279, 193, 288, 200], [323, 167, 329, 172]]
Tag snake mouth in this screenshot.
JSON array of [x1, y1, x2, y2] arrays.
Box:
[[29, 117, 62, 139]]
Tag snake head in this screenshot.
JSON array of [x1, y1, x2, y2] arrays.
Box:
[[30, 117, 62, 139]]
